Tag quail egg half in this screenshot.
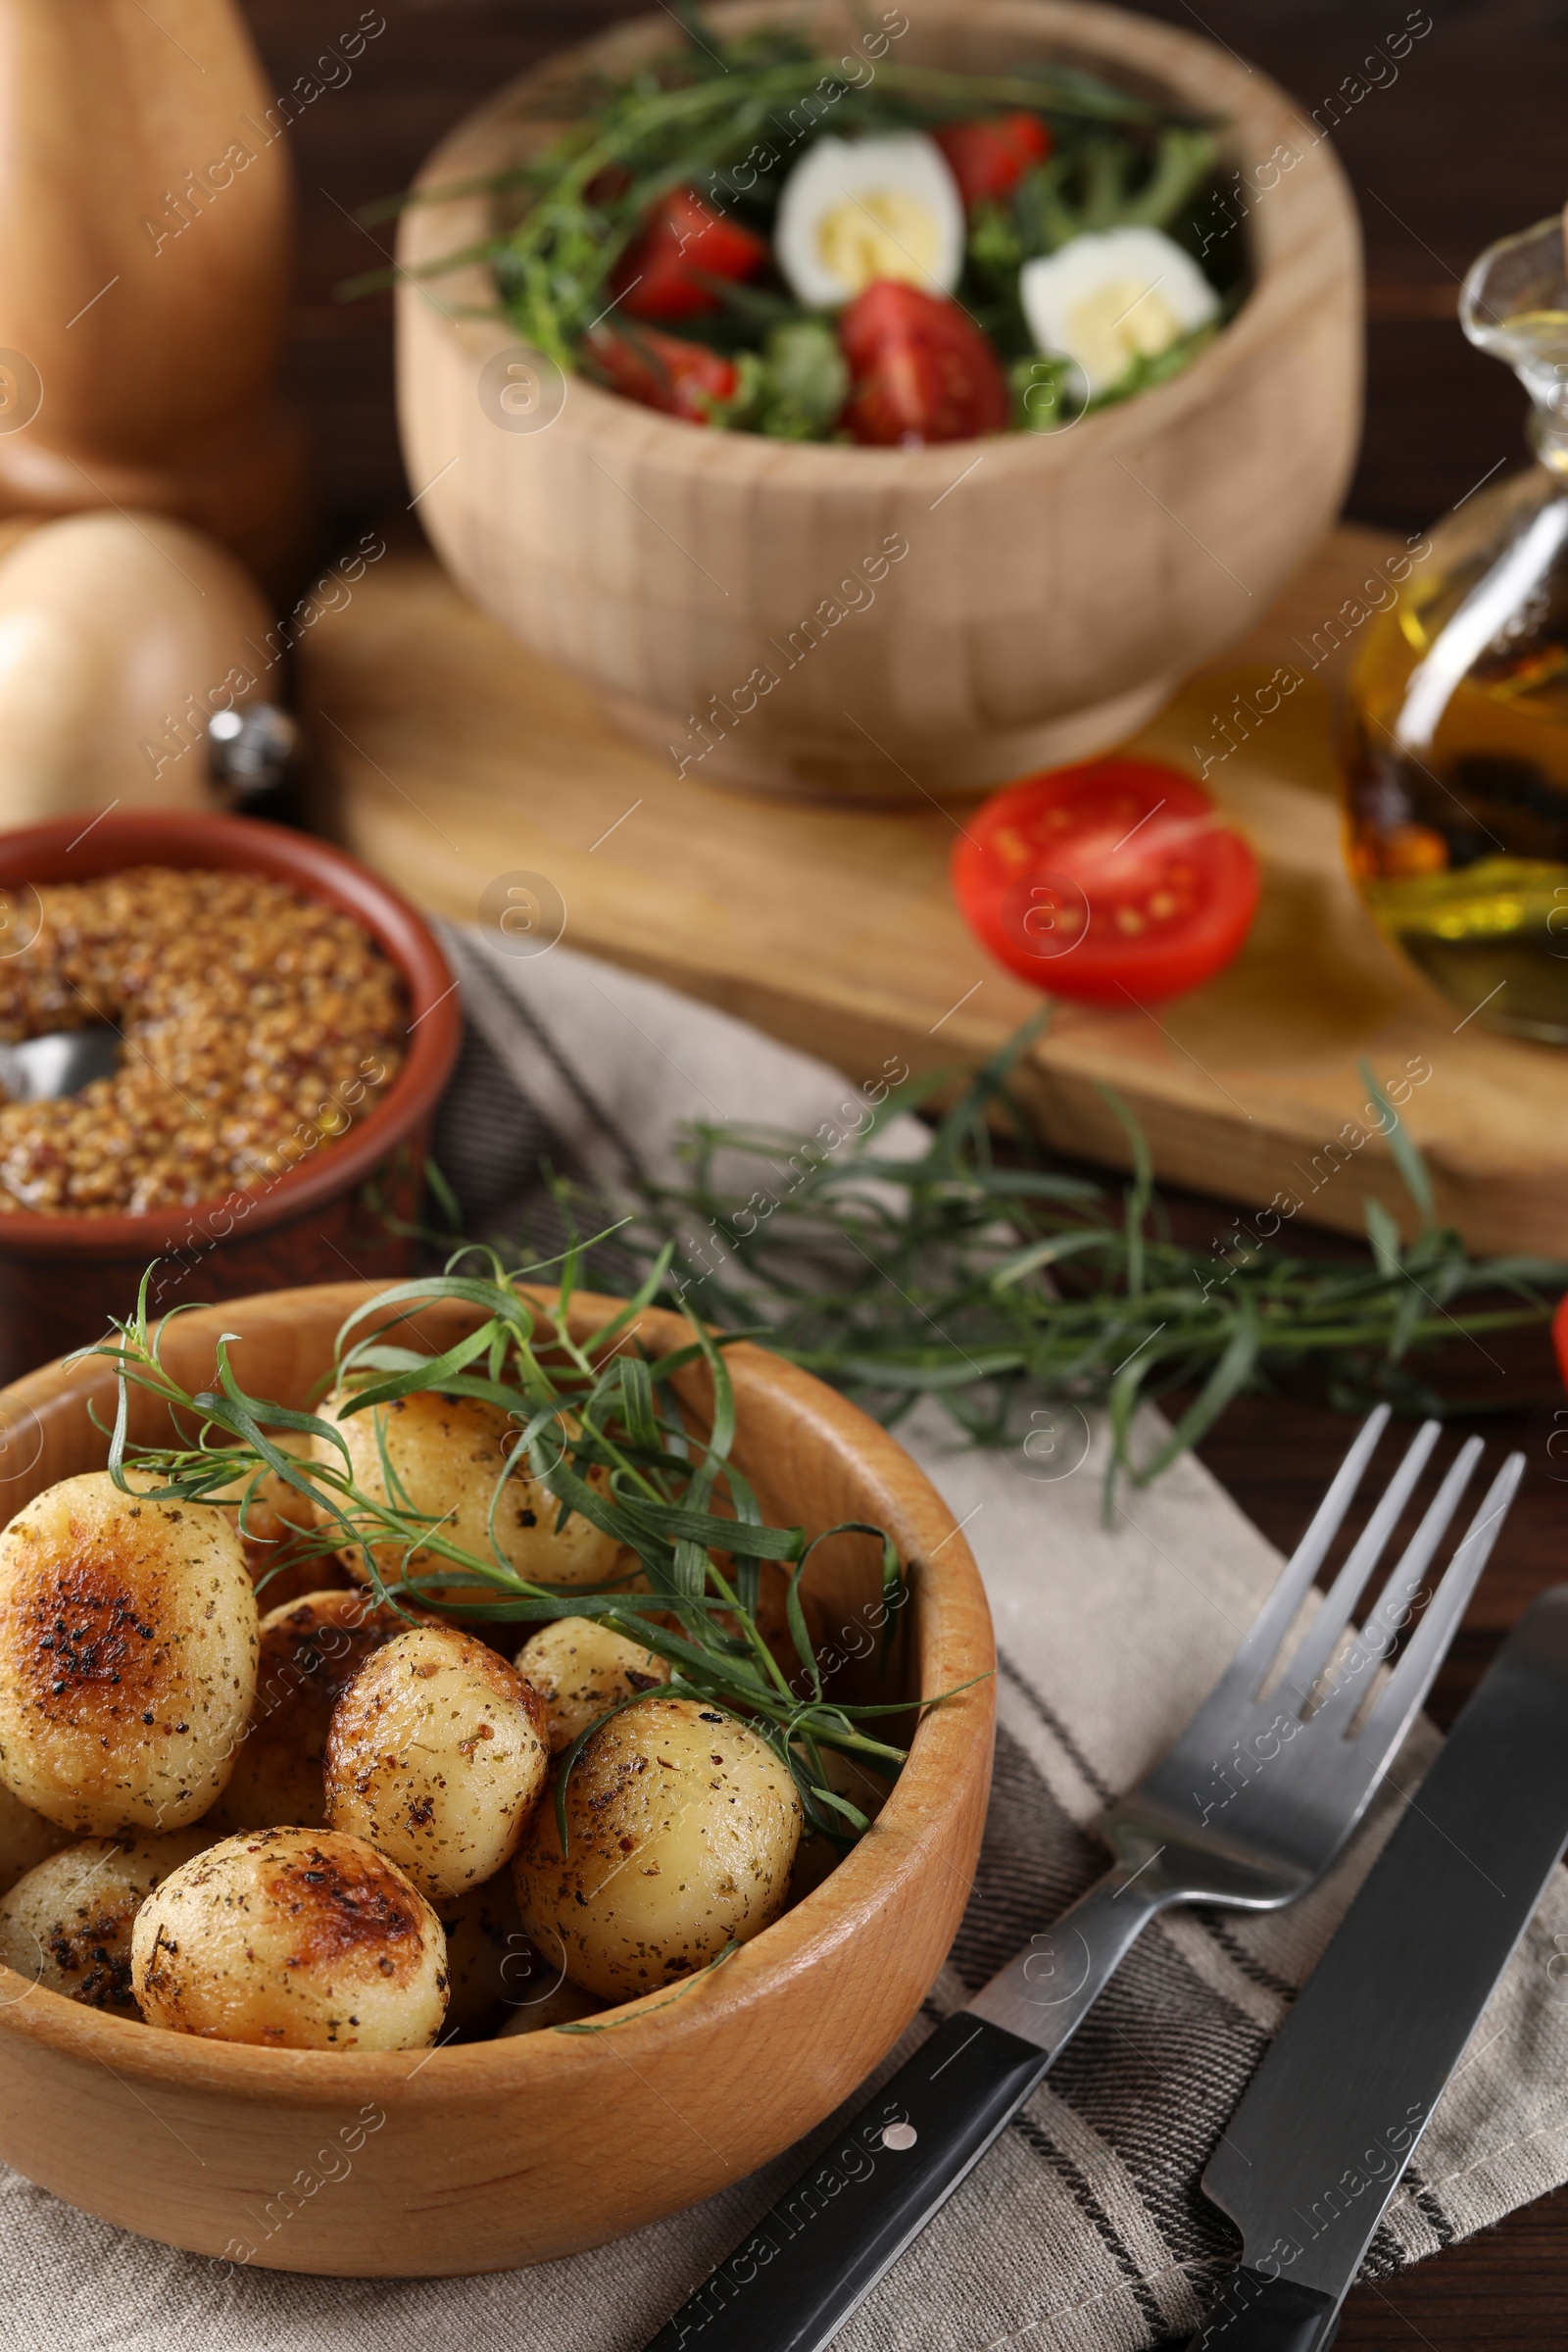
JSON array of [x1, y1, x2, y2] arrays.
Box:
[[774, 133, 965, 311]]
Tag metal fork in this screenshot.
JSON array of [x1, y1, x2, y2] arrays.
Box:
[[643, 1406, 1525, 2352]]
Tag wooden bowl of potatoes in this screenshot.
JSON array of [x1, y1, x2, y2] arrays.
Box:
[[0, 1277, 993, 2277]]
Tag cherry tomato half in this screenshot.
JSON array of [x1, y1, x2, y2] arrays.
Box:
[[933, 113, 1052, 212], [583, 323, 737, 424], [613, 185, 768, 321], [839, 280, 1009, 447], [1552, 1291, 1568, 1394], [952, 759, 1261, 1004]]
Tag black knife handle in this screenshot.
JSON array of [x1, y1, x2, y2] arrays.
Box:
[[642, 2010, 1050, 2352], [1182, 2267, 1341, 2351]]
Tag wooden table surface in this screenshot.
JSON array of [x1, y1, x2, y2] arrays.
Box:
[[237, 1, 1568, 2338]]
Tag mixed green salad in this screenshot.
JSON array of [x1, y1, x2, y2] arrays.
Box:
[[422, 6, 1249, 445]]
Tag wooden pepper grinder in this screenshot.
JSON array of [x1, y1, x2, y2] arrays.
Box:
[[0, 0, 311, 593]]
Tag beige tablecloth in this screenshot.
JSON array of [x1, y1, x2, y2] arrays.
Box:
[[4, 932, 1565, 2349]]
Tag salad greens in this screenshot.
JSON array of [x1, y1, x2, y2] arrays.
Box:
[[381, 4, 1248, 440]]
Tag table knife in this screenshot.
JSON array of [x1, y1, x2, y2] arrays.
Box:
[[1187, 1583, 1568, 2351]]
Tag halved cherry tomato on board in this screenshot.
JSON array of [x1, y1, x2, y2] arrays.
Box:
[[612, 185, 769, 321], [952, 759, 1261, 1004], [933, 113, 1052, 212], [839, 280, 1009, 446], [584, 322, 737, 424]]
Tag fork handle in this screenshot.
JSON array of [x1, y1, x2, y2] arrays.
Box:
[[639, 2010, 1050, 2352], [966, 1863, 1168, 2053], [641, 1872, 1165, 2352]]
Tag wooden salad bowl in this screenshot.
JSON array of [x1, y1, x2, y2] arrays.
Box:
[[0, 1282, 994, 2277], [396, 0, 1361, 801]]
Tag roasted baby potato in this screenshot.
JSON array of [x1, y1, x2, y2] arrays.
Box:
[[0, 1473, 259, 1835], [131, 1826, 448, 2049], [211, 1436, 338, 1609], [514, 1615, 669, 1753], [312, 1384, 621, 1598], [0, 1782, 68, 1896], [494, 1969, 604, 2035], [437, 1871, 529, 2036], [513, 1696, 802, 2001], [0, 1831, 210, 2013], [325, 1624, 550, 1902], [204, 1589, 412, 1836]]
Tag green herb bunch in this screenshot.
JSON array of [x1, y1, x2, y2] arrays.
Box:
[[551, 1018, 1567, 1505], [92, 1256, 925, 1853]]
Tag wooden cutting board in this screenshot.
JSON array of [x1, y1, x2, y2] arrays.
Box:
[[300, 522, 1568, 1258]]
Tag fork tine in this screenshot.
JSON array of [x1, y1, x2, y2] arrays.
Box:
[[1202, 1406, 1391, 1710], [1271, 1418, 1443, 1715], [1353, 1451, 1526, 1765], [1308, 1435, 1484, 1731]]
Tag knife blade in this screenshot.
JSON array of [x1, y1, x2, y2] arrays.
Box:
[[1188, 1584, 1568, 2352]]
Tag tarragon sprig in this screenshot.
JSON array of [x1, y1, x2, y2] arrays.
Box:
[[88, 1247, 936, 1850], [541, 1016, 1568, 1510]]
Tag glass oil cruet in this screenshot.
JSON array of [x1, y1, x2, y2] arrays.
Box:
[[1344, 209, 1568, 1042]]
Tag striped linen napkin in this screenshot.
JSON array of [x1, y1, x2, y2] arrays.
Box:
[[3, 927, 1566, 2351]]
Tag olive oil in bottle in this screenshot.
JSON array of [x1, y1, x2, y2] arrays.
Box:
[[1345, 217, 1568, 1041]]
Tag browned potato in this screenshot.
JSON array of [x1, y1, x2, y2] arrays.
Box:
[[242, 1549, 347, 1612], [311, 1385, 621, 1599], [204, 1590, 415, 1836], [0, 1782, 68, 1896], [514, 1615, 669, 1754], [130, 1827, 447, 2049], [0, 1473, 258, 1835], [513, 1697, 802, 2001], [243, 1498, 347, 1613], [494, 1971, 604, 2036], [324, 1624, 550, 1902], [211, 1437, 341, 1609], [680, 1560, 829, 1689], [437, 1872, 527, 2035], [228, 1453, 314, 1552], [615, 1561, 824, 1689], [0, 1831, 210, 2013]]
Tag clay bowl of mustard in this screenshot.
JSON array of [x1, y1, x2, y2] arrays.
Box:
[[0, 811, 460, 1388], [0, 1280, 993, 2275]]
